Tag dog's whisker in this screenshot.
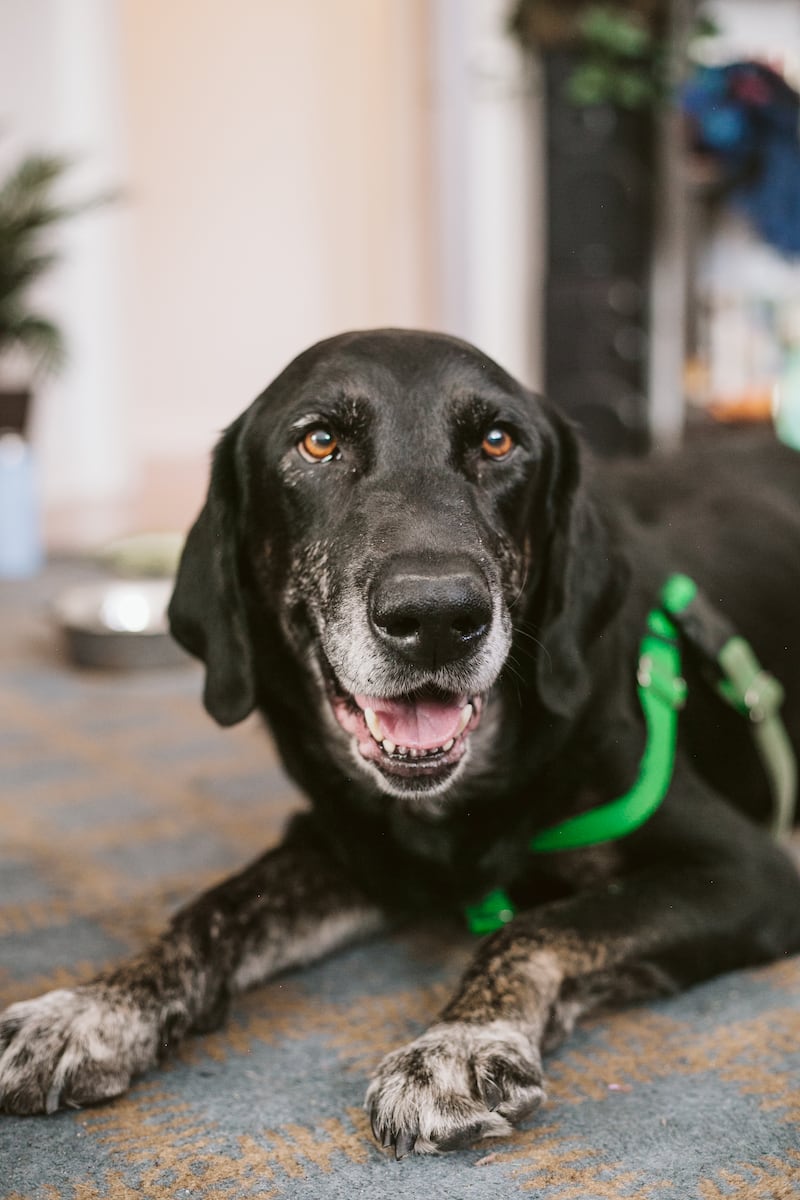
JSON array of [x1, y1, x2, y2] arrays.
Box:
[[512, 626, 552, 672], [506, 562, 531, 612]]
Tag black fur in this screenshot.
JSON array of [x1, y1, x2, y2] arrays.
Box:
[[2, 330, 799, 1155]]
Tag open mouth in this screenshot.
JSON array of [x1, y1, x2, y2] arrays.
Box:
[[329, 683, 483, 784]]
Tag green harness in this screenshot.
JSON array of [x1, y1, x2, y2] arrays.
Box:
[[464, 573, 797, 936]]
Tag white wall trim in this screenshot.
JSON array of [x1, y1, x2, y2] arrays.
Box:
[[430, 0, 544, 388]]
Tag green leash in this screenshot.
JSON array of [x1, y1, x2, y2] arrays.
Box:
[[464, 573, 797, 936]]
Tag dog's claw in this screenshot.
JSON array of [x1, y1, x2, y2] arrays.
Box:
[[368, 1104, 393, 1150], [480, 1078, 503, 1111], [365, 1021, 545, 1155], [395, 1130, 416, 1159]]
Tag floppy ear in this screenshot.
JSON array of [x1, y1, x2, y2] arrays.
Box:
[[168, 416, 256, 726], [530, 411, 628, 719]]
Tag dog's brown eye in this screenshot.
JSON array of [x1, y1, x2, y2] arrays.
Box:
[[481, 428, 514, 460], [299, 427, 338, 462]]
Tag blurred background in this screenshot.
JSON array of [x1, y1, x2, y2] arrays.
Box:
[[0, 0, 799, 566]]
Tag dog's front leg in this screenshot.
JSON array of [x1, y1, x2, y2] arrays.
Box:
[[366, 833, 800, 1156], [0, 823, 385, 1114]]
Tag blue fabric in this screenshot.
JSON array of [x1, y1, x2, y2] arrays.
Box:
[[682, 62, 800, 256]]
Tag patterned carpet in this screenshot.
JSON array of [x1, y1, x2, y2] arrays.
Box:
[[1, 561, 799, 1199]]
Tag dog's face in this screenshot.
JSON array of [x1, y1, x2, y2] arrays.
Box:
[[170, 330, 622, 815], [247, 331, 536, 803]]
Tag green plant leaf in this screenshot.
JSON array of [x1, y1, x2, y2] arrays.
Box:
[[0, 250, 60, 297], [692, 15, 720, 40], [0, 154, 72, 209], [567, 61, 616, 106], [0, 148, 112, 378], [613, 70, 657, 109], [0, 304, 66, 373], [578, 6, 652, 59]]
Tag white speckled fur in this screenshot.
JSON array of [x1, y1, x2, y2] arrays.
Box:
[[0, 988, 160, 1113], [365, 1019, 545, 1155], [232, 907, 386, 992]]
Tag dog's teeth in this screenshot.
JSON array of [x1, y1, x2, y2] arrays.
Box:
[[409, 748, 419, 758], [364, 708, 383, 742], [442, 738, 454, 752], [457, 703, 473, 736], [382, 739, 396, 755], [397, 745, 408, 756]]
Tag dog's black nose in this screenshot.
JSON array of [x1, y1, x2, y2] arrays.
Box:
[[370, 556, 492, 668]]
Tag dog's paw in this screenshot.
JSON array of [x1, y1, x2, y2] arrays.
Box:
[[365, 1020, 545, 1157], [0, 987, 159, 1114]]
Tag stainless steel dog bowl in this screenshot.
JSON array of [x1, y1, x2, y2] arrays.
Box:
[[54, 579, 190, 670]]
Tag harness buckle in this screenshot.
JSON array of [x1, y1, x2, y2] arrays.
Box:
[[637, 653, 687, 710], [464, 887, 516, 936], [742, 672, 784, 722], [717, 638, 785, 723]]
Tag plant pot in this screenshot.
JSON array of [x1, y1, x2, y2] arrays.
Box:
[[0, 388, 32, 436]]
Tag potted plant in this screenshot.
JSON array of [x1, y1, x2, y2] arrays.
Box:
[[509, 2, 673, 455], [510, 2, 674, 111], [0, 150, 107, 576], [0, 152, 84, 434], [509, 2, 715, 456]]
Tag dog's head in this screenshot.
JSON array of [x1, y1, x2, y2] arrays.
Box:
[[169, 330, 624, 813]]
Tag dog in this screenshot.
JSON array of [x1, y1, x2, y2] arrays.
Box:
[[1, 329, 799, 1157]]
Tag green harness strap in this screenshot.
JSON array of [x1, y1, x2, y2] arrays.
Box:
[[464, 573, 797, 937]]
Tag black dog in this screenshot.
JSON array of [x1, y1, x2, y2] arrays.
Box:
[[2, 329, 799, 1156]]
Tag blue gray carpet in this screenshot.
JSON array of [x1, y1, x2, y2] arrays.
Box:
[[1, 562, 799, 1199]]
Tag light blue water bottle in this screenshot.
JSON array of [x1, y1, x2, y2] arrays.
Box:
[[0, 432, 44, 578]]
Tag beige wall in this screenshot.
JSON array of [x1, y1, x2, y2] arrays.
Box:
[[118, 0, 436, 532]]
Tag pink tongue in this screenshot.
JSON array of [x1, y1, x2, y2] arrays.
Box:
[[355, 694, 466, 750]]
